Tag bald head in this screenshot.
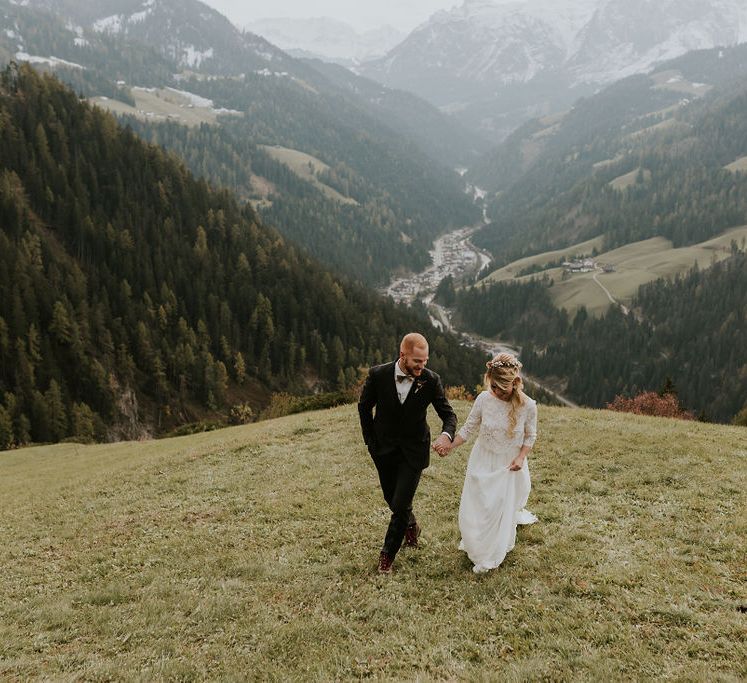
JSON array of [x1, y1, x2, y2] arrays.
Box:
[[399, 333, 429, 377], [400, 332, 428, 354]]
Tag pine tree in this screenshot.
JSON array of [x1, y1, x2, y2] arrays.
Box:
[[45, 380, 67, 442]]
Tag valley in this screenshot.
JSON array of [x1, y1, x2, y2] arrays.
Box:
[[484, 225, 747, 316], [2, 0, 747, 439], [0, 5, 746, 680]]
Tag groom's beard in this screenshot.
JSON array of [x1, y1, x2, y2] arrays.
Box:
[[400, 359, 424, 378]]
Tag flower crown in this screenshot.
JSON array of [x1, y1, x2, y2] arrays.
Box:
[[486, 357, 521, 371]]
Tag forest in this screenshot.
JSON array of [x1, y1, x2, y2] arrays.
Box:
[[447, 249, 747, 423], [470, 44, 747, 267], [143, 70, 479, 284], [0, 0, 479, 286], [0, 65, 485, 448]]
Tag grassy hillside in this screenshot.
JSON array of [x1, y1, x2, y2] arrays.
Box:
[[89, 88, 241, 128], [259, 145, 359, 206], [484, 225, 747, 316], [2, 403, 745, 680], [469, 44, 747, 269]]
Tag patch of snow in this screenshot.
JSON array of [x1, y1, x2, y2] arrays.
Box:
[[129, 0, 155, 24], [213, 107, 242, 115], [5, 29, 19, 40], [93, 15, 123, 34], [166, 87, 214, 108], [15, 52, 85, 69], [181, 46, 214, 68], [65, 21, 84, 36], [254, 68, 289, 78], [73, 37, 89, 47]]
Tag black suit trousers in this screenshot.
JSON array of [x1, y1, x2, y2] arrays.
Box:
[[373, 447, 421, 558]]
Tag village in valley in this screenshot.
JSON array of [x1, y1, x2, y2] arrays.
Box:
[[562, 257, 615, 274]]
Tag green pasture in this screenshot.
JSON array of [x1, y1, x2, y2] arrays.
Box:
[[260, 145, 359, 205], [1, 403, 745, 680], [608, 167, 651, 191], [725, 156, 747, 173], [89, 88, 238, 128], [486, 226, 747, 316]]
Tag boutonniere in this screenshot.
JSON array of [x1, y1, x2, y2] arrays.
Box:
[[413, 379, 426, 394]]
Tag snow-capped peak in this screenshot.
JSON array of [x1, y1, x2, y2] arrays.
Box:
[[247, 17, 405, 62]]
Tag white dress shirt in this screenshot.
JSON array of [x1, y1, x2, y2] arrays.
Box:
[[394, 360, 414, 404]]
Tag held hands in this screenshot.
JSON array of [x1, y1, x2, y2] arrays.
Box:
[[432, 434, 453, 458]]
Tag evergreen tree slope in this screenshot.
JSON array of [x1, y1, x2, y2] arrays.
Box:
[[0, 66, 484, 448], [1, 0, 479, 284], [451, 252, 747, 423], [470, 43, 747, 266]]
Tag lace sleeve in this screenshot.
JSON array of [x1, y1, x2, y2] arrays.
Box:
[[522, 400, 538, 448], [457, 393, 483, 442]]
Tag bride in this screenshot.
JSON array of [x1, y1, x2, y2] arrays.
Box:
[[436, 352, 537, 573]]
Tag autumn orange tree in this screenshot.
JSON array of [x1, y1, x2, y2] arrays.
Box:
[[606, 391, 695, 420]]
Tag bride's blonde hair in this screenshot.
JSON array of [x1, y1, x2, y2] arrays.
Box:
[[484, 352, 526, 435]]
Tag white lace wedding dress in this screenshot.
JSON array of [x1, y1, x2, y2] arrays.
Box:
[[457, 391, 538, 573]]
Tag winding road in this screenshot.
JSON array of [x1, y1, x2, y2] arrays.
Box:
[[592, 268, 629, 315]]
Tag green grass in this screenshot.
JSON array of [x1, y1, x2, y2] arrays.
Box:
[[1, 403, 745, 681], [89, 88, 237, 127], [608, 168, 651, 191], [260, 145, 359, 206], [651, 70, 713, 97], [484, 236, 604, 283], [725, 156, 747, 173], [486, 226, 747, 316]]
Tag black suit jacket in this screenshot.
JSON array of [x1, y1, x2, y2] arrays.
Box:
[[358, 361, 457, 470]]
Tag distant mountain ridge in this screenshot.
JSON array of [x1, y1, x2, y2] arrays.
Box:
[[247, 17, 405, 65], [361, 0, 747, 141], [0, 65, 485, 445], [18, 0, 297, 74], [469, 41, 747, 264], [1, 0, 481, 285]]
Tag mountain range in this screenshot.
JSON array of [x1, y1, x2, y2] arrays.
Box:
[[246, 17, 405, 66], [0, 0, 481, 285], [442, 41, 747, 422], [470, 41, 747, 260], [0, 64, 485, 445], [360, 0, 747, 141], [2, 0, 747, 437]]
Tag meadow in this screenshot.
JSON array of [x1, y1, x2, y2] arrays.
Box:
[[260, 145, 359, 205], [1, 402, 745, 681], [485, 225, 747, 316], [89, 88, 239, 127]]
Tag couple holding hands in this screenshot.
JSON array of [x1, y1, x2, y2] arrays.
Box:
[[358, 332, 537, 574]]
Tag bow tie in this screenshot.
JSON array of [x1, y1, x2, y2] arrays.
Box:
[[397, 374, 415, 383]]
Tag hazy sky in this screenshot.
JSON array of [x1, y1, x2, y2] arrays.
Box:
[[202, 0, 463, 32]]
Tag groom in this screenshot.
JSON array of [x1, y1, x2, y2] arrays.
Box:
[[358, 332, 457, 573]]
